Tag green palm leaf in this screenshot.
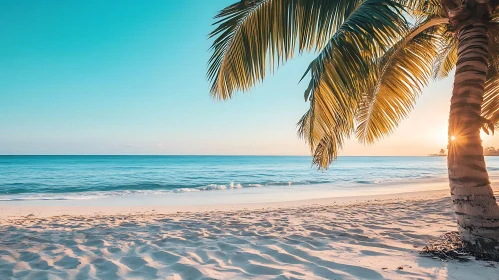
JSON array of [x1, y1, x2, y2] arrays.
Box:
[[208, 0, 363, 100], [296, 0, 409, 167], [297, 49, 361, 166], [302, 0, 408, 102]]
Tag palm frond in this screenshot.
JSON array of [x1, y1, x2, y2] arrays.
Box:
[[207, 0, 362, 99], [482, 66, 499, 124], [302, 0, 409, 100], [481, 23, 499, 125], [355, 18, 449, 144], [297, 50, 362, 166], [488, 22, 499, 72], [493, 8, 499, 22], [296, 0, 410, 168], [432, 28, 457, 79], [405, 0, 445, 18]]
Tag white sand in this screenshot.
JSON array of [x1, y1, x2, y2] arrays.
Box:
[[0, 188, 498, 279]]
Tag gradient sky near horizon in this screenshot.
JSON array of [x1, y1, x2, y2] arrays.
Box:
[[1, 0, 497, 156]]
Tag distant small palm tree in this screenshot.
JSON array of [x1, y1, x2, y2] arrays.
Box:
[[208, 0, 499, 259], [439, 148, 446, 155]]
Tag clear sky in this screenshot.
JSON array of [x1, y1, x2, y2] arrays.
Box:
[[1, 0, 497, 156]]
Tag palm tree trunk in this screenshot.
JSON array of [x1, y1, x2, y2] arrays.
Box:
[[448, 22, 499, 260]]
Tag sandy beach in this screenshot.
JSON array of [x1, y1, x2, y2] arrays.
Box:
[[5, 0, 499, 278], [1, 187, 498, 280]]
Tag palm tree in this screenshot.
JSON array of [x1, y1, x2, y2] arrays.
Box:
[[207, 0, 499, 260]]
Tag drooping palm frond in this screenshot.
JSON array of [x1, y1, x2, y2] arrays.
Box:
[[299, 17, 449, 167], [296, 0, 409, 166], [208, 0, 363, 99], [356, 18, 449, 144], [297, 39, 366, 166]]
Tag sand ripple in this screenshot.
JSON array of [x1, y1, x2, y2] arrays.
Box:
[[0, 197, 497, 279]]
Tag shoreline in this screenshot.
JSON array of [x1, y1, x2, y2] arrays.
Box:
[[3, 176, 499, 219], [0, 185, 453, 219]]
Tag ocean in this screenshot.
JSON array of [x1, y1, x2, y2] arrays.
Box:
[[1, 155, 499, 202]]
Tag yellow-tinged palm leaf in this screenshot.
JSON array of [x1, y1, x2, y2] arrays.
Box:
[[432, 28, 457, 79], [491, 5, 499, 22], [482, 66, 499, 123], [207, 0, 363, 100], [405, 0, 444, 18], [300, 17, 449, 168], [356, 18, 449, 144], [481, 23, 499, 125]]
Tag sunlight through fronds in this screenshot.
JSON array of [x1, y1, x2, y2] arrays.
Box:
[[356, 18, 449, 144]]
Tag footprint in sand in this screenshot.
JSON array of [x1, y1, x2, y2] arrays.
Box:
[[92, 258, 119, 279], [19, 251, 40, 262], [106, 246, 121, 254], [54, 256, 80, 269], [27, 259, 52, 271], [119, 256, 149, 270], [151, 251, 181, 264]]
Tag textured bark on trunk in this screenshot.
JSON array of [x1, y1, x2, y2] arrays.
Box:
[[448, 22, 499, 260]]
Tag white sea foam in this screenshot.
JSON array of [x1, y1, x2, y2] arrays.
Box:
[[229, 182, 243, 189], [0, 182, 257, 200], [198, 184, 227, 191], [3, 156, 499, 202], [0, 174, 461, 202], [171, 188, 201, 193]]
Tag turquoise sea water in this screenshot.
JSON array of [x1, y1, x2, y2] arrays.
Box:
[[1, 155, 499, 201]]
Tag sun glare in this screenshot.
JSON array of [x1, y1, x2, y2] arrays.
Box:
[[451, 136, 456, 141]]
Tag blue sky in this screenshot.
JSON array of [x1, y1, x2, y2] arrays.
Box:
[[1, 0, 496, 155]]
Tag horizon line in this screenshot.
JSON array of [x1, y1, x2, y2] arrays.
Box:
[[0, 154, 432, 157]]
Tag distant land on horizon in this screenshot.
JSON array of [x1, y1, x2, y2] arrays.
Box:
[[429, 146, 499, 157]]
